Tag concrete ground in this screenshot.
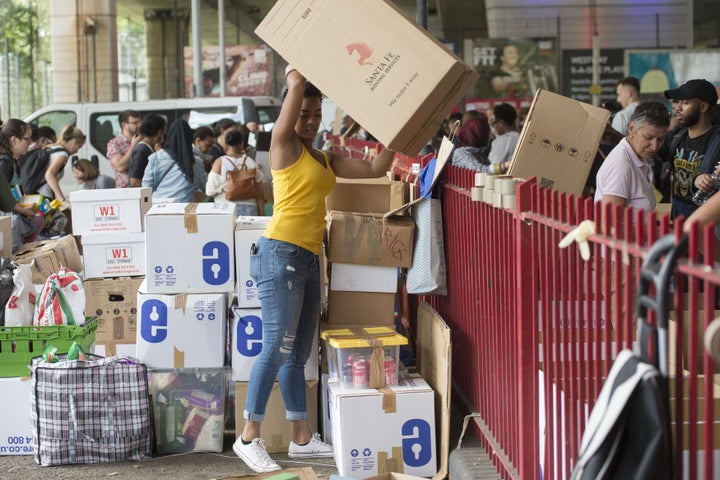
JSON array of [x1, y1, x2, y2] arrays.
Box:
[[0, 432, 339, 480]]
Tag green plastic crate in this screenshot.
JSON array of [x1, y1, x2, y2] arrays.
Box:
[[0, 317, 98, 377]]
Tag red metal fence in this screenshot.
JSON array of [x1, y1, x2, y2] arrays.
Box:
[[328, 136, 720, 480]]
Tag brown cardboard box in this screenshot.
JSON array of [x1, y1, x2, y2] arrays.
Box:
[[327, 212, 414, 268], [84, 276, 144, 347], [508, 89, 609, 196], [255, 0, 478, 155], [416, 301, 452, 480], [11, 234, 83, 284], [0, 215, 11, 257], [234, 381, 318, 453], [217, 467, 317, 480], [327, 177, 409, 215], [328, 290, 396, 326]]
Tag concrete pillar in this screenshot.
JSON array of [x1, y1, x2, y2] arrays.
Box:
[[50, 0, 118, 103], [145, 9, 187, 99]]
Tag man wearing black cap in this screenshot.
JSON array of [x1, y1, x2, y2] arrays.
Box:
[[663, 78, 720, 219]]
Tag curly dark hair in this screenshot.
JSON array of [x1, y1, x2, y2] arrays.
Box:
[[281, 81, 323, 102]]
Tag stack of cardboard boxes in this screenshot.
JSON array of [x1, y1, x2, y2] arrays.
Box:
[[230, 215, 321, 454], [135, 202, 235, 453], [321, 177, 439, 479], [70, 187, 152, 357]]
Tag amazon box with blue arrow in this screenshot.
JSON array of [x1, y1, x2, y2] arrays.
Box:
[[255, 0, 478, 155]]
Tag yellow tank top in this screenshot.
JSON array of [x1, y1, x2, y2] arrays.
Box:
[[264, 145, 336, 254]]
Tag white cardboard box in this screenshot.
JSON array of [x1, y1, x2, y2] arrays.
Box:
[[330, 263, 398, 293], [230, 307, 319, 381], [329, 374, 436, 479], [135, 280, 227, 369], [235, 216, 271, 308], [69, 187, 152, 235], [144, 202, 235, 294], [0, 377, 34, 456], [81, 232, 146, 279]]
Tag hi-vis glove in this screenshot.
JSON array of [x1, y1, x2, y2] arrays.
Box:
[[558, 220, 596, 261]]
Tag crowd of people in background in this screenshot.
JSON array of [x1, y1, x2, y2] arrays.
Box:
[[0, 110, 265, 254]]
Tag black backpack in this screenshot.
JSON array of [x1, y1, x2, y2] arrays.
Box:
[[19, 146, 67, 195]]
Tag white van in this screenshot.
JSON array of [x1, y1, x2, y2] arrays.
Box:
[[23, 96, 281, 194]]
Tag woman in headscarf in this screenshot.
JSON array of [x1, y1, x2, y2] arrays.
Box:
[[450, 115, 509, 173], [142, 119, 204, 202]]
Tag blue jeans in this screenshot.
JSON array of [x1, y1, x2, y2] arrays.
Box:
[[244, 237, 320, 422], [671, 199, 697, 220]]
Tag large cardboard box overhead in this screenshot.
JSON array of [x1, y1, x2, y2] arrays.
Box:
[[255, 0, 478, 155], [508, 89, 610, 196]]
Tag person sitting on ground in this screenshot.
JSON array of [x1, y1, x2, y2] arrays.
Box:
[[487, 103, 520, 170], [129, 114, 166, 187], [142, 119, 202, 203], [72, 158, 116, 190], [594, 100, 670, 212], [206, 129, 265, 216]]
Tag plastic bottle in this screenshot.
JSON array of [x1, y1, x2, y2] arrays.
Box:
[[692, 173, 720, 206]]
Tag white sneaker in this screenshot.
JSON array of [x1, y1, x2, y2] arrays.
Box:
[[233, 437, 281, 473], [288, 432, 334, 458]]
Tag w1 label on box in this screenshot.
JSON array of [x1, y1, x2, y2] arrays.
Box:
[[81, 232, 145, 278], [70, 187, 151, 235], [231, 307, 319, 381]]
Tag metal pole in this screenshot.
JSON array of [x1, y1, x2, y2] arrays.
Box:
[[687, 0, 694, 48], [416, 0, 427, 29], [5, 37, 11, 117], [219, 0, 226, 97], [191, 0, 202, 97]]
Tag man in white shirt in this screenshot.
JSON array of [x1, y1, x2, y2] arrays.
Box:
[[488, 103, 520, 171], [611, 77, 641, 135]]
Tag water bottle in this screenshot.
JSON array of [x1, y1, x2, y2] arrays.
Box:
[[692, 173, 720, 206]]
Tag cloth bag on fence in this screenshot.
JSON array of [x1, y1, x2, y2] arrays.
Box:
[[33, 266, 86, 326], [31, 354, 153, 466], [225, 155, 261, 201], [406, 198, 447, 295]]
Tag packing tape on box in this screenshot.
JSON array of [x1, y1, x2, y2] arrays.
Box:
[[471, 187, 483, 202], [379, 387, 397, 413], [184, 203, 199, 233], [475, 172, 486, 187]]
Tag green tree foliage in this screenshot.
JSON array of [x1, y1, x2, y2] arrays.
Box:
[[0, 0, 50, 117]]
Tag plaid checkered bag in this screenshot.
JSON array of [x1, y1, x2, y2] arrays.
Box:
[[30, 354, 153, 466]]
